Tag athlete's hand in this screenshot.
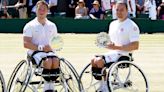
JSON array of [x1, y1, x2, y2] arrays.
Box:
[[43, 45, 53, 52], [106, 43, 120, 50]]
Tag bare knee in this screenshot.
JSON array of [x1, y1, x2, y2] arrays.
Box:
[[43, 58, 52, 69], [91, 58, 96, 67], [91, 57, 105, 68], [96, 58, 105, 68], [52, 57, 60, 68]]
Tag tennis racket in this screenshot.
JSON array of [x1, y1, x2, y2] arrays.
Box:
[[95, 32, 111, 48], [51, 35, 64, 51]]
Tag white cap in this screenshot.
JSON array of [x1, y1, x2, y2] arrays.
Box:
[[92, 0, 100, 5], [79, 0, 84, 2]]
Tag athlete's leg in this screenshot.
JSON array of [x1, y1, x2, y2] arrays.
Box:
[[91, 56, 108, 92], [91, 52, 120, 92], [43, 58, 53, 92], [91, 56, 105, 80], [51, 57, 60, 81]]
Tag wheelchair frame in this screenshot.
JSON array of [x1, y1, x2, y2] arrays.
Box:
[[79, 55, 149, 92], [0, 70, 6, 92], [7, 57, 83, 92]]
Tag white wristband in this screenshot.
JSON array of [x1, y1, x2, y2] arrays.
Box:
[[38, 45, 44, 51]]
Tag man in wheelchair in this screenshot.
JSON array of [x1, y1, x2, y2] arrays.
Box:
[[91, 1, 140, 92], [23, 0, 60, 92]]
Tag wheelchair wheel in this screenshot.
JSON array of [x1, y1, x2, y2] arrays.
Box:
[[21, 57, 83, 92], [0, 70, 6, 92], [107, 61, 149, 92], [7, 60, 32, 92], [79, 63, 102, 92], [57, 58, 82, 92]]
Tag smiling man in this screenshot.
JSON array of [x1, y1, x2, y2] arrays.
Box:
[[23, 0, 60, 92], [91, 0, 140, 92]]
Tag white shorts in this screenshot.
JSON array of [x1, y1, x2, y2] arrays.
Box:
[[103, 51, 130, 63], [28, 51, 57, 65]]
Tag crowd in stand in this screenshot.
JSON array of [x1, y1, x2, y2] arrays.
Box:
[[0, 0, 164, 20]]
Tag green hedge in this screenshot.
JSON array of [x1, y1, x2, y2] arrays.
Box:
[[0, 17, 164, 33]]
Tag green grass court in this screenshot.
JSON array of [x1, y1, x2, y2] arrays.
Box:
[[0, 33, 164, 92]]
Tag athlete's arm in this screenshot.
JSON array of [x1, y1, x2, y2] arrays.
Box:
[[23, 36, 38, 51], [106, 41, 139, 51], [23, 36, 52, 52]]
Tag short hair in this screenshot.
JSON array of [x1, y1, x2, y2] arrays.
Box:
[[36, 0, 49, 9], [116, 0, 128, 9]]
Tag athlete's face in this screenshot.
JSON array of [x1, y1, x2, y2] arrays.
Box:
[[116, 3, 128, 21], [36, 3, 48, 19]]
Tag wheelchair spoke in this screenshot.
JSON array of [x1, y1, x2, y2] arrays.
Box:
[[51, 58, 81, 92], [0, 71, 6, 92], [80, 63, 105, 92], [108, 61, 149, 92], [7, 60, 31, 92]]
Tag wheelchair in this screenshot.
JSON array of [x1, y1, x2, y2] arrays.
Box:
[[7, 54, 83, 92], [0, 70, 6, 92], [80, 54, 149, 92]]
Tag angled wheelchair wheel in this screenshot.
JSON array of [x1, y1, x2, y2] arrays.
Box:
[[79, 63, 101, 92], [0, 70, 6, 92], [7, 60, 32, 92], [107, 61, 149, 92], [56, 58, 82, 92]]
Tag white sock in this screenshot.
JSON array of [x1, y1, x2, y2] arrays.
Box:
[[49, 82, 54, 90], [44, 81, 49, 91], [43, 81, 54, 91]]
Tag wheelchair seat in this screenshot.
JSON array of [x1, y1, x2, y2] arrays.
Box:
[[27, 51, 58, 68], [105, 53, 133, 68]]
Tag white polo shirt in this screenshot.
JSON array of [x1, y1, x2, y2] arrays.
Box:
[[108, 18, 140, 55], [23, 17, 58, 54]]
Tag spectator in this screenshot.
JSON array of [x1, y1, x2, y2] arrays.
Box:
[[89, 0, 105, 20], [31, 0, 40, 15], [127, 0, 136, 18], [156, 0, 162, 8], [136, 0, 145, 14], [48, 0, 58, 17], [144, 0, 157, 20], [66, 0, 78, 18], [85, 0, 101, 10], [0, 10, 12, 19], [101, 0, 111, 11], [157, 0, 164, 20], [111, 0, 117, 19], [15, 0, 27, 18], [101, 0, 112, 19], [0, 1, 11, 19], [74, 0, 89, 19], [26, 0, 34, 18]]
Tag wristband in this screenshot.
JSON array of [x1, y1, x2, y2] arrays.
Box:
[[38, 45, 44, 51]]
